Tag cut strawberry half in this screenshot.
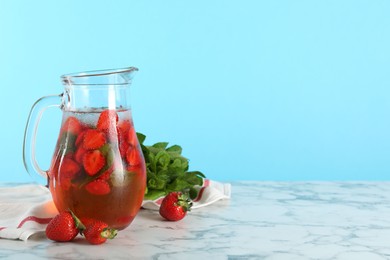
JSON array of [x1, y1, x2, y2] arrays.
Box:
[[127, 129, 137, 146], [118, 120, 131, 139], [59, 158, 80, 190], [105, 126, 119, 144], [118, 120, 137, 146], [85, 179, 111, 195], [119, 135, 130, 158], [60, 157, 80, 178], [83, 129, 106, 150], [97, 110, 119, 131], [64, 152, 75, 160], [83, 150, 106, 176], [99, 165, 114, 181], [75, 130, 87, 147], [125, 147, 143, 166], [61, 116, 83, 136], [75, 146, 87, 164]]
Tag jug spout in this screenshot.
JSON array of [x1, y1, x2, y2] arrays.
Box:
[[61, 67, 138, 86]]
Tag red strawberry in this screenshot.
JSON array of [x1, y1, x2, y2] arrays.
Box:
[[59, 157, 80, 176], [83, 150, 106, 176], [97, 110, 119, 131], [75, 130, 87, 147], [85, 179, 111, 195], [98, 165, 114, 181], [83, 220, 117, 245], [64, 152, 74, 160], [61, 116, 83, 135], [117, 120, 131, 141], [125, 147, 143, 166], [127, 129, 137, 146], [75, 146, 87, 164], [83, 129, 106, 150], [119, 137, 130, 158], [59, 158, 80, 190], [118, 120, 138, 146], [45, 211, 85, 242], [159, 192, 192, 221], [126, 164, 143, 174], [118, 120, 131, 137]]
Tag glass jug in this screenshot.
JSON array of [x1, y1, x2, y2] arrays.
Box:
[[23, 67, 146, 230]]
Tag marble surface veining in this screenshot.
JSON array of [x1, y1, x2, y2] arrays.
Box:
[[1, 181, 390, 260]]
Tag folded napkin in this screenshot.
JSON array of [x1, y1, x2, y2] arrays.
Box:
[[0, 179, 231, 241]]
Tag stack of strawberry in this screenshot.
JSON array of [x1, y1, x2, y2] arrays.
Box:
[[49, 109, 143, 196], [45, 210, 117, 245]]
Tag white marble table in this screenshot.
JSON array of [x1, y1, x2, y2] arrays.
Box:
[[1, 181, 390, 259]]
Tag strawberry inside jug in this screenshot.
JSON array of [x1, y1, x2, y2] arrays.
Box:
[[48, 109, 146, 230]]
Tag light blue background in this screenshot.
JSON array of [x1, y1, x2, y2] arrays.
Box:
[[1, 0, 389, 182]]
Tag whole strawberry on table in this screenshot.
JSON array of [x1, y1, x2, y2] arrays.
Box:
[[159, 192, 193, 221], [45, 210, 117, 245]]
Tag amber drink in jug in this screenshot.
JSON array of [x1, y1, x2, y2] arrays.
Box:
[[23, 67, 146, 230]]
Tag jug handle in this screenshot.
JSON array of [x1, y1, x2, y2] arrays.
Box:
[[23, 94, 63, 180]]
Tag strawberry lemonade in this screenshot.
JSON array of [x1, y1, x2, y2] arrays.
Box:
[[48, 109, 146, 230]]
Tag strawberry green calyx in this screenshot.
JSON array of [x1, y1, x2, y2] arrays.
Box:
[[176, 193, 193, 212], [101, 228, 118, 239], [159, 191, 193, 221], [69, 210, 86, 231]]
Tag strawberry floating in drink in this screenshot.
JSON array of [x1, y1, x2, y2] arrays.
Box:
[[61, 116, 83, 136], [85, 179, 111, 195], [97, 109, 119, 131], [83, 150, 106, 176], [82, 129, 107, 150]]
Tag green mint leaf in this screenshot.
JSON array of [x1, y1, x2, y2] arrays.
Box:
[[189, 187, 199, 200], [155, 150, 170, 169], [136, 132, 146, 144], [181, 160, 189, 172], [144, 189, 167, 201], [187, 170, 206, 179], [152, 142, 169, 149], [166, 145, 182, 154], [147, 146, 163, 155], [167, 178, 191, 192], [147, 153, 157, 172], [184, 172, 203, 186], [147, 173, 166, 190], [140, 143, 149, 158]]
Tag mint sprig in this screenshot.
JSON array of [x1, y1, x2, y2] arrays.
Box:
[[137, 133, 206, 201]]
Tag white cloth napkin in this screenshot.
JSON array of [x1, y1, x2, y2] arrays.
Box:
[[0, 180, 231, 241]]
